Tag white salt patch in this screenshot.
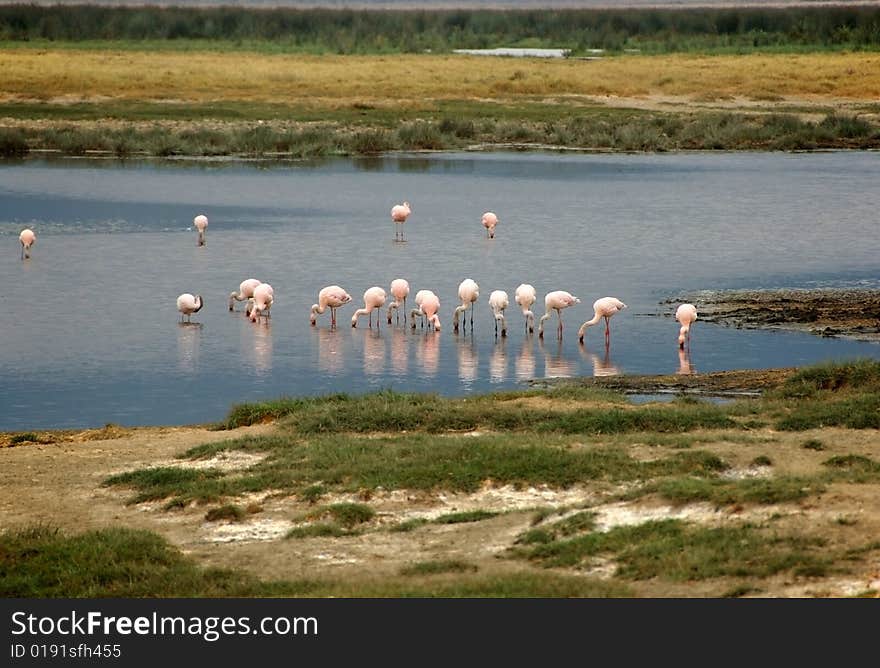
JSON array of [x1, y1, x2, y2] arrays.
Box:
[[205, 518, 292, 544], [314, 553, 361, 566], [169, 451, 266, 472], [720, 466, 773, 480]]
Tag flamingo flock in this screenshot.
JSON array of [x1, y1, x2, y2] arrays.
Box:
[[18, 199, 700, 379]]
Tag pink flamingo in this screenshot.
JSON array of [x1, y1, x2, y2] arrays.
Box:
[[482, 211, 499, 239], [229, 278, 262, 311], [193, 214, 208, 246], [538, 290, 580, 339], [248, 283, 274, 322], [482, 212, 499, 239], [391, 201, 411, 242], [453, 278, 480, 332], [578, 297, 627, 345], [386, 278, 411, 324], [352, 286, 387, 328], [176, 293, 203, 323], [515, 283, 537, 333], [19, 228, 36, 260], [310, 285, 352, 328], [676, 303, 698, 349], [488, 290, 509, 337], [412, 289, 431, 328], [411, 290, 441, 331]]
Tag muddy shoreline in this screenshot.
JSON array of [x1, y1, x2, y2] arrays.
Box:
[[663, 289, 880, 343]]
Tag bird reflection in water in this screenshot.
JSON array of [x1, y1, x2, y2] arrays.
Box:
[[539, 337, 575, 378], [489, 336, 507, 383], [579, 343, 620, 377], [251, 321, 273, 373], [515, 337, 536, 380], [389, 327, 409, 376], [457, 337, 478, 385], [676, 347, 695, 375], [176, 321, 202, 373], [316, 327, 344, 374], [418, 330, 440, 377], [361, 328, 385, 376]]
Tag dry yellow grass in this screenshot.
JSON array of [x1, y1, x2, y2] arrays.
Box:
[[2, 50, 880, 107]]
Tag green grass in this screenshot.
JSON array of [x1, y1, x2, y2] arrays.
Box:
[[109, 432, 731, 507], [286, 523, 356, 539], [224, 388, 734, 433], [3, 105, 878, 158], [399, 559, 478, 576], [642, 476, 823, 506], [9, 432, 39, 445], [822, 455, 880, 483], [513, 519, 833, 580], [434, 510, 500, 524], [204, 504, 245, 522], [322, 503, 376, 527], [0, 525, 633, 597]]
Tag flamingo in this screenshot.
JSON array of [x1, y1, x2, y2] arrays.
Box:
[[514, 283, 537, 333], [248, 283, 274, 322], [411, 290, 441, 331], [310, 285, 352, 328], [412, 289, 431, 328], [481, 212, 499, 239], [19, 228, 35, 260], [386, 278, 411, 324], [176, 293, 203, 323], [193, 214, 208, 246], [453, 278, 480, 333], [578, 297, 627, 346], [352, 286, 387, 328], [488, 290, 509, 337], [229, 278, 262, 311], [538, 290, 580, 340], [676, 303, 698, 349], [391, 201, 411, 242]]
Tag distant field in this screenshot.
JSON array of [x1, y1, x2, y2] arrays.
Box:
[[3, 50, 880, 105]]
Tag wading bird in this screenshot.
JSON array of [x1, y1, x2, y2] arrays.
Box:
[[193, 214, 208, 246], [387, 278, 411, 324], [229, 278, 262, 311], [248, 283, 274, 322], [391, 201, 411, 242], [488, 290, 509, 337], [578, 297, 627, 346], [177, 293, 203, 323], [538, 290, 580, 340], [453, 278, 480, 333], [482, 212, 499, 239], [515, 283, 536, 333], [310, 285, 352, 328], [19, 228, 35, 260], [676, 303, 698, 349], [352, 286, 387, 328], [412, 289, 431, 328], [411, 290, 441, 331]]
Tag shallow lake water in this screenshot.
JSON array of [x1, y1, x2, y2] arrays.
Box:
[[1, 151, 878, 430]]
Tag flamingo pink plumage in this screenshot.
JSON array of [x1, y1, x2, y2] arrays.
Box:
[[676, 303, 698, 349], [482, 212, 499, 239], [411, 290, 441, 331], [193, 214, 208, 246], [19, 228, 35, 260], [229, 278, 262, 311], [578, 297, 627, 345], [311, 285, 352, 328], [538, 290, 581, 340], [488, 290, 509, 337], [391, 201, 411, 242], [387, 278, 411, 324], [453, 278, 480, 333], [352, 286, 387, 328], [248, 283, 274, 322], [412, 289, 431, 328], [176, 293, 204, 323], [515, 283, 537, 333]]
